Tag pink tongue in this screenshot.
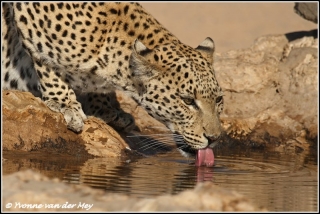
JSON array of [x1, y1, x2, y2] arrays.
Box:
[[195, 148, 214, 167]]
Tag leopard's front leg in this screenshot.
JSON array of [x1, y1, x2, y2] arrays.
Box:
[[33, 60, 87, 132]]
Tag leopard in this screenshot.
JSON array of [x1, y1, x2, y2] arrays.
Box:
[[1, 2, 224, 163]]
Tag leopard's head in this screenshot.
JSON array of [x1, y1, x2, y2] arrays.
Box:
[[129, 37, 223, 161]]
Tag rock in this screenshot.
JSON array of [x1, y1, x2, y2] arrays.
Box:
[[2, 170, 266, 211], [2, 90, 128, 157], [294, 3, 318, 24], [215, 34, 317, 152], [80, 116, 130, 157]]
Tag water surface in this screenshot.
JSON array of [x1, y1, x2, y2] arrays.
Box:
[[3, 145, 318, 211]]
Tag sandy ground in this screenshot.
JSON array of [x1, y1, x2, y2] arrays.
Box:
[[140, 2, 317, 52]]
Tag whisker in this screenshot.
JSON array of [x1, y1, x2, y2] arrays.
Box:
[[139, 144, 168, 151], [126, 130, 187, 152], [137, 137, 168, 145], [134, 136, 175, 144], [138, 140, 171, 151], [128, 135, 175, 149], [139, 138, 175, 147], [127, 134, 182, 143]]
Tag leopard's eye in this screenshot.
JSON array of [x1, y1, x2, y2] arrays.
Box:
[[216, 96, 223, 103], [182, 97, 195, 106]]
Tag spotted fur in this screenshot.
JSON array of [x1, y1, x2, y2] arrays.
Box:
[[2, 2, 224, 154]]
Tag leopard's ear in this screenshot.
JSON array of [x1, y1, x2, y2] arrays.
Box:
[[195, 37, 215, 64], [129, 39, 158, 95]]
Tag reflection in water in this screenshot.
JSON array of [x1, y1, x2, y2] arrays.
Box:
[[196, 167, 214, 182], [2, 148, 318, 212]]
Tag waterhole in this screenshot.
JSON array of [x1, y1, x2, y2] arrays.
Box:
[[3, 143, 318, 212]]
